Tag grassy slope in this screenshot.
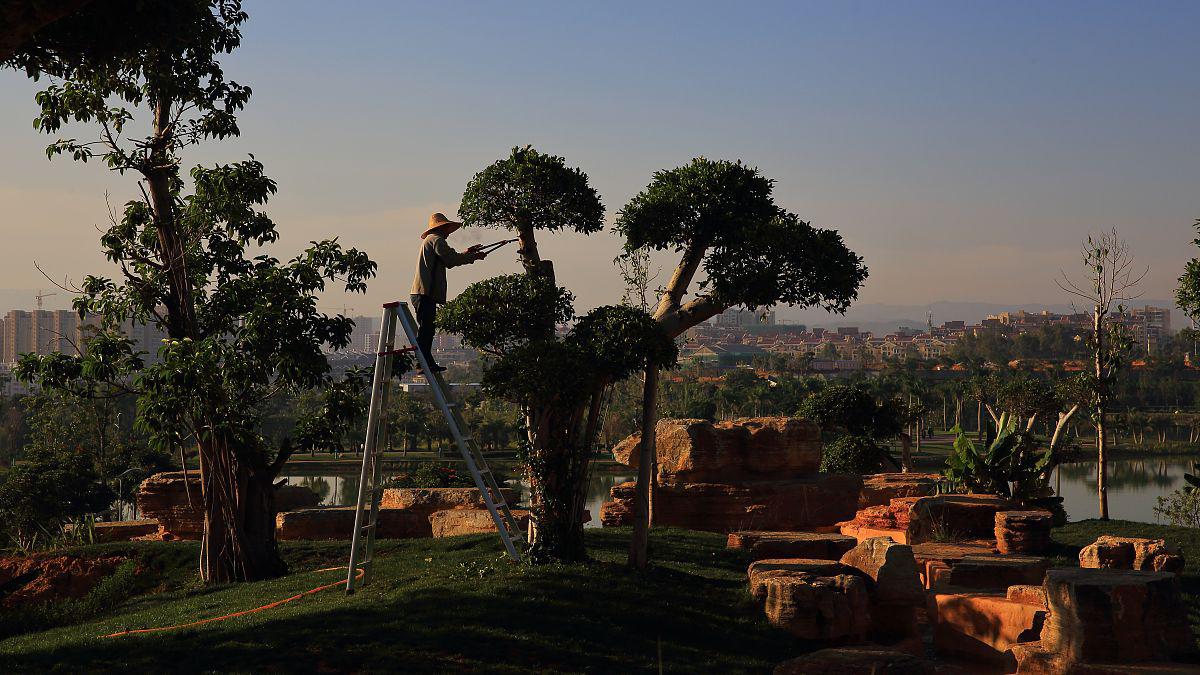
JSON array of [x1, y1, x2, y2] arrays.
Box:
[[0, 529, 797, 674], [1052, 519, 1200, 637]]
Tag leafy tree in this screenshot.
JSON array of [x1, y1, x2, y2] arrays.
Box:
[[798, 384, 904, 473], [1057, 228, 1143, 519], [9, 1, 375, 581], [616, 158, 867, 568], [1176, 219, 1200, 328], [820, 435, 889, 474], [0, 445, 115, 550], [447, 149, 677, 563], [0, 0, 95, 62]]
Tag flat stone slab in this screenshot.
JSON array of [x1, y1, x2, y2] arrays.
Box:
[[931, 553, 1050, 591], [747, 558, 854, 601], [727, 530, 857, 561]]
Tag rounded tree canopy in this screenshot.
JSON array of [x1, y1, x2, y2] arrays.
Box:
[[459, 145, 604, 234], [615, 158, 776, 252], [616, 157, 867, 314], [438, 273, 575, 355]]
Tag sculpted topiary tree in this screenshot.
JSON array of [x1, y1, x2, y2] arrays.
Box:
[[445, 149, 676, 563], [8, 1, 375, 582], [616, 158, 868, 568]]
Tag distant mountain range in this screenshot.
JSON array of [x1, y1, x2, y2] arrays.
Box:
[[777, 299, 1182, 335]]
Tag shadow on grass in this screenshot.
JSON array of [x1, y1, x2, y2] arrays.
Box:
[[2, 529, 797, 674]]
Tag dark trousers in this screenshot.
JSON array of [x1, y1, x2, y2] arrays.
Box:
[[411, 294, 438, 366]]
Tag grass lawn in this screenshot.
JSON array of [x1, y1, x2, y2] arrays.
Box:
[[0, 528, 799, 673], [1052, 519, 1200, 636]]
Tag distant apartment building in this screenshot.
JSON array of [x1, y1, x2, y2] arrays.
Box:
[[0, 309, 166, 364], [714, 307, 776, 327], [1112, 305, 1172, 353]]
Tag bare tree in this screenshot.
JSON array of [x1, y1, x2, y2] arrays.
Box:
[[1057, 228, 1145, 520]]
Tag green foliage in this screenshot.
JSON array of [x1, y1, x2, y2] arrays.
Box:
[[1154, 488, 1200, 529], [295, 367, 381, 454], [1177, 219, 1200, 325], [459, 145, 604, 234], [386, 464, 477, 489], [615, 158, 867, 313], [798, 384, 905, 440], [942, 418, 1054, 502], [438, 274, 574, 355], [0, 448, 115, 549], [819, 435, 889, 474]]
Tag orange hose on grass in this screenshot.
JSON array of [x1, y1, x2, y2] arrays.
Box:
[[101, 566, 362, 638]]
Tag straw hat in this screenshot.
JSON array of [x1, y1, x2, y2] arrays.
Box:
[[422, 212, 462, 238]]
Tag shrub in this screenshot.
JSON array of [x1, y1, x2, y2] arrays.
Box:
[[0, 450, 115, 550], [386, 464, 477, 489], [1154, 488, 1200, 528], [820, 434, 888, 474]]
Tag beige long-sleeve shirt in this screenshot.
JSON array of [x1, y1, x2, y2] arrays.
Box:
[[410, 233, 475, 303]]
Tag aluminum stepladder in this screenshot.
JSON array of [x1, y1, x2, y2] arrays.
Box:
[[346, 301, 525, 593]]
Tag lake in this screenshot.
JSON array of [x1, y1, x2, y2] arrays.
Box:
[[1052, 456, 1199, 523], [279, 456, 1200, 527]]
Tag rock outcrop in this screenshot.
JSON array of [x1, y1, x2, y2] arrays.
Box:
[[727, 530, 857, 561], [429, 508, 531, 538], [774, 649, 935, 675], [929, 554, 1050, 592], [762, 572, 871, 641], [137, 471, 320, 540], [1012, 568, 1197, 672], [611, 417, 822, 483], [839, 493, 1013, 545], [994, 510, 1053, 554], [90, 519, 160, 542], [0, 554, 126, 608], [858, 473, 940, 508], [275, 507, 428, 540], [748, 558, 855, 601], [380, 487, 519, 537], [1079, 535, 1185, 574], [601, 475, 861, 533], [839, 536, 926, 641]]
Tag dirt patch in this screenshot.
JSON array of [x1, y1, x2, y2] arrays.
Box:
[[0, 553, 127, 608]]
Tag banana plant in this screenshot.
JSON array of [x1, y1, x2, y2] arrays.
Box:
[[942, 414, 1055, 502]]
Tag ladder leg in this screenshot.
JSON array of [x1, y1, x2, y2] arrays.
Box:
[[346, 305, 398, 593]]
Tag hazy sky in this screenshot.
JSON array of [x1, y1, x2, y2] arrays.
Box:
[[1, 1, 1198, 320]]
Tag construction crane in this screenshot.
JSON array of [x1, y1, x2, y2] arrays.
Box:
[[35, 290, 56, 310]]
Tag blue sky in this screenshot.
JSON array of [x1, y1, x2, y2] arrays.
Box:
[[1, 1, 1198, 318]]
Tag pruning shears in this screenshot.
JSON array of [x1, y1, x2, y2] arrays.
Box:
[[468, 238, 519, 256]]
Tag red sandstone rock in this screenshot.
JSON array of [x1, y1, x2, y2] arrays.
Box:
[[747, 558, 854, 600], [1079, 536, 1186, 575], [995, 510, 1054, 554], [839, 536, 925, 606], [380, 486, 516, 514], [858, 473, 940, 508], [91, 519, 160, 542], [0, 554, 126, 607], [429, 508, 531, 538], [1007, 584, 1048, 608], [1036, 568, 1196, 665], [838, 493, 1011, 546], [137, 471, 320, 540], [275, 507, 428, 540], [601, 475, 862, 533], [931, 554, 1050, 592], [763, 573, 871, 641], [774, 648, 935, 674], [727, 530, 857, 561], [611, 417, 822, 483], [930, 592, 1045, 661]]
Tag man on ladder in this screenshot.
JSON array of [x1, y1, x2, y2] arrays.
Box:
[[409, 213, 487, 373]]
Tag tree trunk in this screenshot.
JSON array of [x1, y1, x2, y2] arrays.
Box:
[[629, 361, 658, 569], [197, 436, 286, 582], [1095, 304, 1109, 521], [977, 400, 984, 441], [525, 408, 589, 564]]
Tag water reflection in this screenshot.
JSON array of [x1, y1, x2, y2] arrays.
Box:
[[1053, 456, 1199, 523], [277, 467, 631, 529]]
